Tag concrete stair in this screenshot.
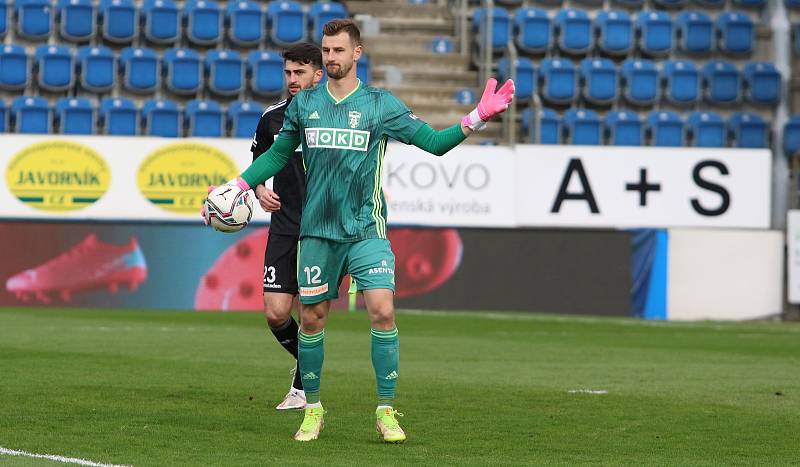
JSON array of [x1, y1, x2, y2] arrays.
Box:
[[348, 0, 495, 143]]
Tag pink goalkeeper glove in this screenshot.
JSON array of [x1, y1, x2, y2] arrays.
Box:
[[462, 78, 515, 131]]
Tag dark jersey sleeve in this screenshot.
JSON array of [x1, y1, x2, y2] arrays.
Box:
[[251, 112, 275, 163]]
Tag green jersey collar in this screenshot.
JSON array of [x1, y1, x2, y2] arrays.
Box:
[[325, 79, 361, 105]]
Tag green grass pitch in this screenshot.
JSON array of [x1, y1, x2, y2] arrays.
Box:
[[0, 308, 798, 466]]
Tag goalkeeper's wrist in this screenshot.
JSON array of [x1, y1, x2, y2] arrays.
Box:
[[461, 107, 487, 131], [235, 177, 251, 191]]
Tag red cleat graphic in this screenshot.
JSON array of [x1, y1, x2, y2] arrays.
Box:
[[195, 228, 268, 311], [5, 234, 148, 303], [389, 228, 463, 298]]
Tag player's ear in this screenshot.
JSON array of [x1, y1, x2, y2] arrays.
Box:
[[312, 68, 324, 85], [353, 44, 363, 62]]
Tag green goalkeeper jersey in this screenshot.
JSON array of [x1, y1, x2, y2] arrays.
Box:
[[277, 80, 425, 242]]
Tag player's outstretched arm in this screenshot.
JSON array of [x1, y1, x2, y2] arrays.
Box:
[[410, 78, 515, 157]]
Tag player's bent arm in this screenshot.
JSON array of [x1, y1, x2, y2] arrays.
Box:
[[410, 124, 468, 157], [239, 135, 299, 189]]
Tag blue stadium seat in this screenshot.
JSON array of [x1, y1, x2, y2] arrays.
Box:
[[357, 54, 370, 84], [498, 57, 535, 102], [229, 100, 262, 138], [186, 99, 224, 137], [268, 1, 306, 47], [647, 111, 684, 146], [580, 58, 617, 105], [206, 49, 244, 96], [16, 0, 52, 41], [729, 112, 767, 148], [453, 88, 475, 104], [687, 111, 726, 147], [100, 97, 138, 135], [702, 61, 740, 104], [0, 44, 29, 91], [676, 11, 712, 53], [787, 0, 800, 9], [536, 108, 561, 144], [163, 48, 202, 95], [612, 0, 644, 6], [12, 96, 50, 134], [0, 0, 8, 38], [595, 10, 632, 56], [636, 11, 673, 56], [227, 0, 263, 47], [732, 0, 766, 7], [693, 0, 726, 5], [35, 45, 74, 92], [142, 0, 180, 44], [539, 58, 577, 104], [77, 46, 115, 93], [663, 60, 699, 105], [605, 110, 643, 146], [653, 0, 687, 6], [143, 99, 180, 137], [309, 2, 347, 43], [717, 11, 754, 55], [185, 0, 222, 46], [0, 99, 6, 132], [783, 115, 800, 157], [563, 109, 601, 145], [431, 37, 455, 54], [120, 47, 159, 93], [472, 7, 511, 50], [55, 97, 94, 134], [513, 8, 550, 54], [621, 58, 658, 106], [248, 50, 283, 96], [100, 0, 137, 43], [554, 8, 592, 55], [743, 62, 781, 105], [58, 0, 95, 42]]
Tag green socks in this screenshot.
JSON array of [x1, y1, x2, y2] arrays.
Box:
[[298, 329, 325, 404], [371, 328, 399, 405]]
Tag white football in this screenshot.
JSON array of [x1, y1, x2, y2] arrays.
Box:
[[204, 184, 254, 233]]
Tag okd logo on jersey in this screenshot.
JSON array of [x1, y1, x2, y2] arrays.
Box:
[[137, 143, 239, 214], [5, 140, 111, 212], [305, 128, 369, 152]]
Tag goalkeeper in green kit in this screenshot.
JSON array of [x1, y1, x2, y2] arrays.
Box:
[[228, 19, 514, 442]]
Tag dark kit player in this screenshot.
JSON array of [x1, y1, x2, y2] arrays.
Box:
[[250, 43, 323, 411]]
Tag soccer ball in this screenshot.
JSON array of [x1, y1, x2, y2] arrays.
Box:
[[204, 184, 254, 233]]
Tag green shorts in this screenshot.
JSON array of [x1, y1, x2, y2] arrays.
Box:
[[297, 237, 396, 304]]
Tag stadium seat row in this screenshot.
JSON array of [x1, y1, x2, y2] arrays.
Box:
[[498, 57, 781, 106], [492, 0, 769, 7], [0, 96, 267, 137], [0, 0, 347, 47], [521, 107, 771, 148], [476, 7, 758, 56], [0, 44, 370, 96]]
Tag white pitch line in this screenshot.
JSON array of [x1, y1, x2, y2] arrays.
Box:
[[568, 389, 609, 395], [0, 446, 131, 467]]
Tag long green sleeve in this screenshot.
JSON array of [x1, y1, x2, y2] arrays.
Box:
[[409, 123, 466, 156], [240, 135, 300, 188]]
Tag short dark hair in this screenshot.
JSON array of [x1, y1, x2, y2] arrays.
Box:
[[322, 19, 362, 46], [282, 42, 323, 70]]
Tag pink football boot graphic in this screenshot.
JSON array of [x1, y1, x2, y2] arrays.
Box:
[[388, 228, 463, 298], [195, 228, 267, 311], [5, 234, 148, 303]]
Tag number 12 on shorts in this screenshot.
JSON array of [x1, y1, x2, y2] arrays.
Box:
[[304, 266, 322, 284]]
